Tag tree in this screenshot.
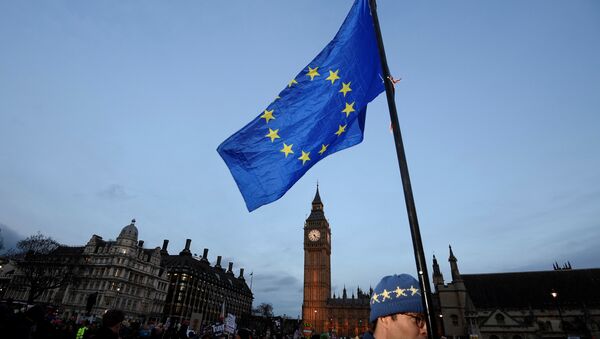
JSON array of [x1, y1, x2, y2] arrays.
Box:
[[10, 232, 81, 304], [252, 302, 274, 317]]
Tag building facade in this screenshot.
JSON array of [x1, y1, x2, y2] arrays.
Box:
[[433, 246, 600, 339], [160, 238, 253, 330], [64, 220, 169, 321], [2, 219, 253, 327], [0, 257, 15, 300], [301, 187, 370, 337], [3, 244, 83, 306], [4, 220, 169, 322]]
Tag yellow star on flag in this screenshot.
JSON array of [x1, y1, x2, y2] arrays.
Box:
[[341, 102, 355, 117], [334, 124, 347, 136], [306, 66, 320, 80], [288, 79, 298, 88], [298, 151, 311, 165], [265, 128, 280, 142], [339, 82, 352, 96], [326, 69, 340, 84], [260, 109, 275, 123], [408, 286, 420, 296], [380, 289, 392, 301], [394, 286, 407, 297], [280, 143, 294, 158], [318, 144, 329, 155], [371, 292, 380, 304]]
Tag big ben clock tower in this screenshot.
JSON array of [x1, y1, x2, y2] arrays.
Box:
[[302, 186, 331, 334]]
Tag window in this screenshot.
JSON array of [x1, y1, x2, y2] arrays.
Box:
[[495, 313, 505, 325], [451, 314, 459, 326]]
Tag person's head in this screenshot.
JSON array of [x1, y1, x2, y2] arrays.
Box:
[[370, 274, 427, 339], [103, 309, 125, 333]]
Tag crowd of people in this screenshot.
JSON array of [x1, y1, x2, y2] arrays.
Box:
[[0, 304, 195, 339], [0, 273, 428, 339]]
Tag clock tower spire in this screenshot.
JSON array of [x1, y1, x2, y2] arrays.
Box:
[[309, 184, 324, 218], [302, 185, 331, 334]]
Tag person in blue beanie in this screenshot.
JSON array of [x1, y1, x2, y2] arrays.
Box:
[[364, 274, 428, 339]]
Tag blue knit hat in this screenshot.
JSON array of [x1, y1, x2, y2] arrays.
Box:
[[369, 274, 424, 322]]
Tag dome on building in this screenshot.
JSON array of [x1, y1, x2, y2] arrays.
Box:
[[118, 219, 138, 241]]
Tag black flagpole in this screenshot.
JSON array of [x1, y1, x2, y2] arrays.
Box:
[[368, 1, 439, 338]]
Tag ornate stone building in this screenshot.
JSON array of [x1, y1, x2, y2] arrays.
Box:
[[64, 220, 169, 321], [159, 238, 253, 329], [4, 220, 169, 322], [433, 246, 600, 339], [3, 219, 253, 328], [302, 187, 370, 336]]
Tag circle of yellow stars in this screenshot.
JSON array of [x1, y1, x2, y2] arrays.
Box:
[[259, 64, 357, 166]]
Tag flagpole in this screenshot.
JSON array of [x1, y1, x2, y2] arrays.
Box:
[[368, 1, 439, 338]]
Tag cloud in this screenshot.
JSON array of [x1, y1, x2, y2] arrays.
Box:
[[251, 271, 303, 317], [254, 272, 301, 292], [97, 184, 134, 200], [0, 222, 25, 253]]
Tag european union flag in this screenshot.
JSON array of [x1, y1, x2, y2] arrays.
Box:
[[218, 0, 384, 211]]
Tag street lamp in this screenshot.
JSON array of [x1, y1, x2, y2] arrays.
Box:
[[550, 289, 563, 332], [111, 284, 122, 309], [438, 314, 446, 338]]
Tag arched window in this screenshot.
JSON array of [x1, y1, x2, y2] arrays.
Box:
[[495, 313, 505, 325]]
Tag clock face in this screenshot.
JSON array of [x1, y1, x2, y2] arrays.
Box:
[[308, 229, 321, 242]]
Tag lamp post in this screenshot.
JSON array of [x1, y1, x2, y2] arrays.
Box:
[[111, 284, 122, 309], [358, 319, 363, 336], [551, 289, 563, 332]]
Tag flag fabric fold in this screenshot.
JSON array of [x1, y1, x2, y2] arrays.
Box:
[[217, 0, 384, 211]]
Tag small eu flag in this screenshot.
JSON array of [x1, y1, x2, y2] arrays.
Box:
[[218, 0, 384, 211]]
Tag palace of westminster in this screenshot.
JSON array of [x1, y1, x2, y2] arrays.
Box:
[[1, 187, 599, 338]]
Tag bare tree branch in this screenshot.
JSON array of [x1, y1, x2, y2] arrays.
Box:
[[10, 233, 81, 304]]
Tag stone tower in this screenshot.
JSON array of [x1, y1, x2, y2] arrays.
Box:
[[302, 186, 332, 334]]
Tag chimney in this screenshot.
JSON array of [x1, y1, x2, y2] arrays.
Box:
[[215, 256, 222, 268], [138, 240, 144, 247], [227, 262, 234, 274], [201, 248, 209, 263], [161, 240, 169, 254], [239, 268, 245, 279], [179, 239, 192, 256]]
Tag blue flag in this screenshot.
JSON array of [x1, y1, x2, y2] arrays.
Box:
[[218, 0, 384, 211]]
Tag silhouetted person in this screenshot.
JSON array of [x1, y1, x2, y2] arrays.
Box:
[[89, 309, 124, 339]]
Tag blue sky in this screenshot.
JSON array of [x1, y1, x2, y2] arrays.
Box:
[[1, 0, 599, 318]]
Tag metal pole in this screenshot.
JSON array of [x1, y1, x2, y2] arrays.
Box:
[[368, 1, 438, 338]]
